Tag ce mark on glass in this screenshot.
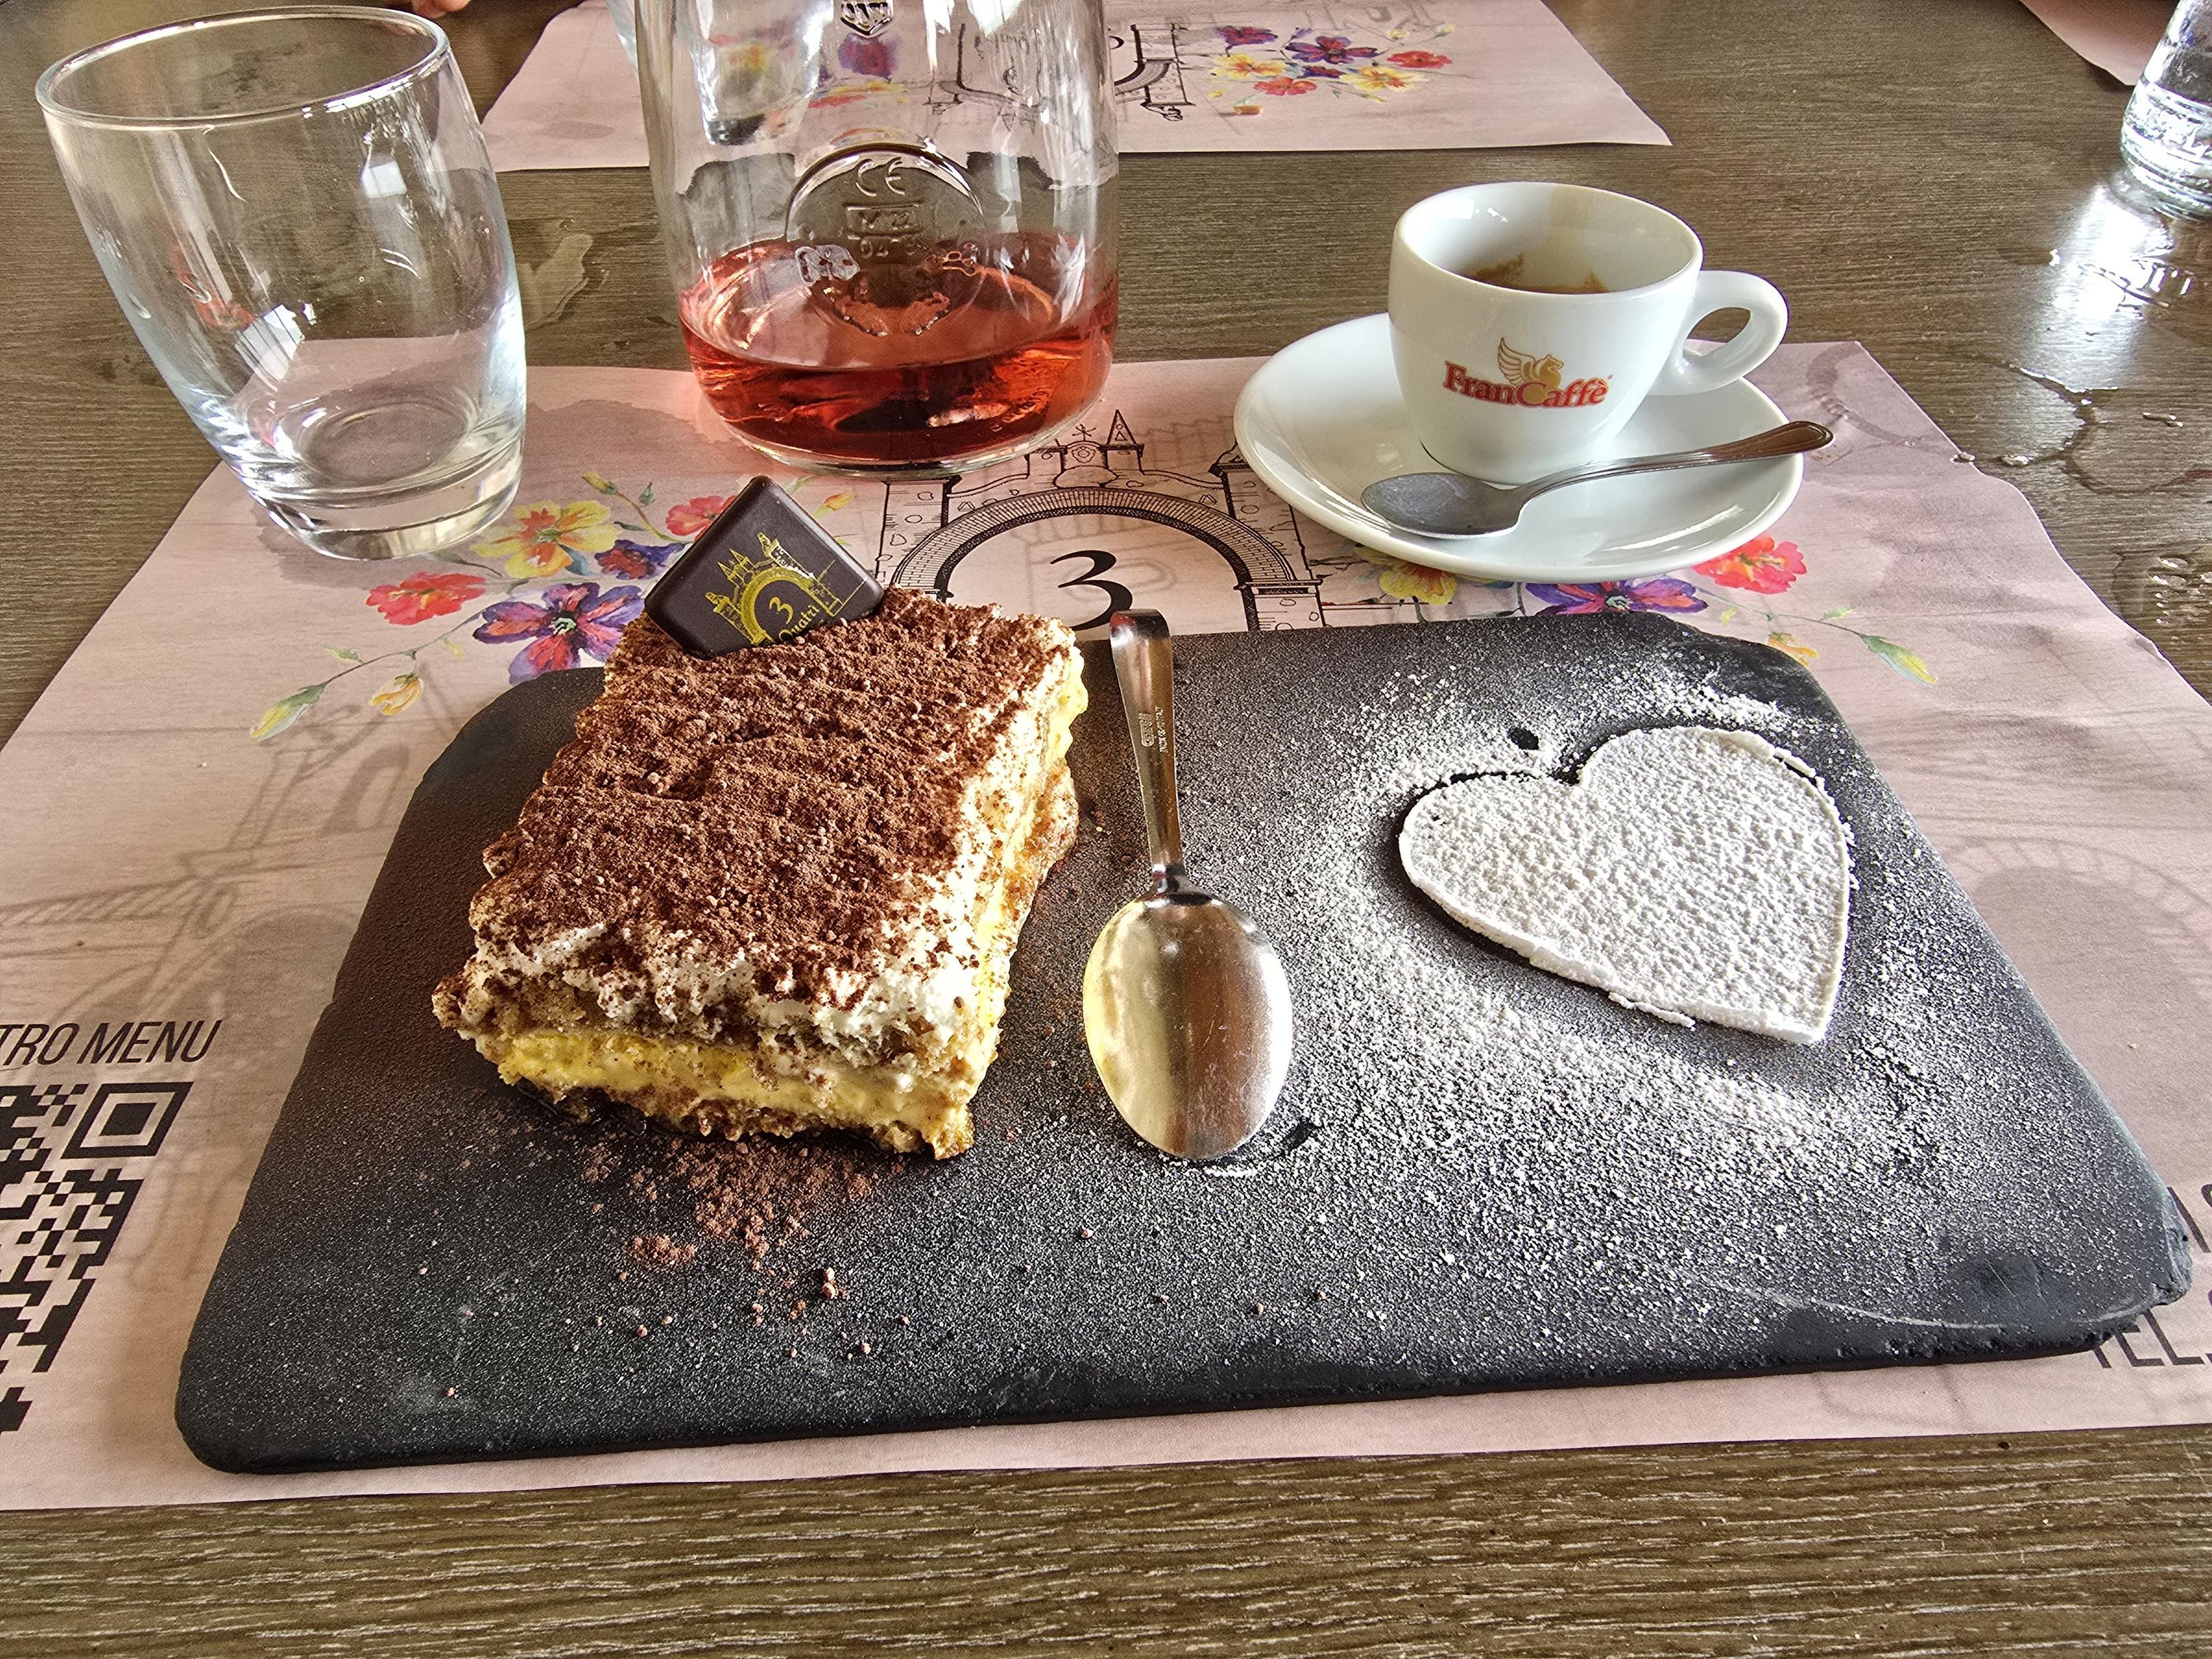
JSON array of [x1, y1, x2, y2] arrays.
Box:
[[1050, 549, 1136, 633]]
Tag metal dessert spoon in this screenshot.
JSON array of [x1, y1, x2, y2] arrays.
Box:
[[1360, 419, 1833, 538], [1082, 611, 1294, 1161]]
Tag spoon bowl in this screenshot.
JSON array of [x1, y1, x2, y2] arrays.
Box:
[[1084, 889, 1293, 1161], [1081, 611, 1294, 1161]]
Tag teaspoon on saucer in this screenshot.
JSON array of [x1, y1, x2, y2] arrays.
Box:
[[1362, 420, 1833, 538], [1082, 611, 1293, 1161]]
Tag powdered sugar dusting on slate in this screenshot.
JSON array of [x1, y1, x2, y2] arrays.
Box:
[[1100, 622, 2173, 1384], [1397, 728, 1853, 1042]]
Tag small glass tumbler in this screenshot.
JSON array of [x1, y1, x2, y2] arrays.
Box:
[[2123, 1, 2212, 218], [38, 8, 527, 560], [607, 0, 641, 66]]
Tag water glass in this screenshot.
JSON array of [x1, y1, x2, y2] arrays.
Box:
[[607, 0, 640, 66], [2123, 1, 2212, 218], [39, 8, 527, 560]]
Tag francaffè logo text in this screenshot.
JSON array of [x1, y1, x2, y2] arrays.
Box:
[[1444, 339, 1609, 408]]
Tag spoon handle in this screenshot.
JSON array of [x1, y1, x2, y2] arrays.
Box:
[[1522, 419, 1833, 498], [1108, 611, 1185, 889]]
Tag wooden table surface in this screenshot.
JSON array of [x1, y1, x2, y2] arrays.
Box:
[[3, 0, 2208, 1650]]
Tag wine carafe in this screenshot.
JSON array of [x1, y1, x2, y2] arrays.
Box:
[[637, 0, 1118, 472]]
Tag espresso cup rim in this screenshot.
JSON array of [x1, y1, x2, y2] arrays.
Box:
[[1394, 182, 1705, 303]]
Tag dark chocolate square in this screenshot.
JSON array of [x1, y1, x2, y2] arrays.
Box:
[[645, 478, 883, 655]]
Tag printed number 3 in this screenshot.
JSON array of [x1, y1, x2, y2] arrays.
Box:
[[1051, 549, 1135, 633]]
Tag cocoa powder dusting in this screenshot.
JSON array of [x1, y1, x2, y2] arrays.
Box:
[[677, 1139, 878, 1267], [577, 1109, 890, 1271], [626, 1233, 699, 1271], [436, 591, 1080, 1031]]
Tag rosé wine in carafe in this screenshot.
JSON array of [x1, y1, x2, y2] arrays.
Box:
[[638, 0, 1118, 473]]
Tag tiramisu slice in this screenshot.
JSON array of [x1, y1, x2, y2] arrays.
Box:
[[433, 589, 1086, 1158]]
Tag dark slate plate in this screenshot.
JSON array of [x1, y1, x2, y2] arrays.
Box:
[[177, 613, 2189, 1473]]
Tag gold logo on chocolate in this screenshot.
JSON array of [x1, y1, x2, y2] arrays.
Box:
[[707, 530, 853, 645]]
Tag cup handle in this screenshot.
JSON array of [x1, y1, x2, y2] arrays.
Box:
[[1652, 271, 1788, 396]]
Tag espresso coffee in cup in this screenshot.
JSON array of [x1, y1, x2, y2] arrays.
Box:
[[1458, 254, 1608, 295], [1389, 183, 1788, 483]]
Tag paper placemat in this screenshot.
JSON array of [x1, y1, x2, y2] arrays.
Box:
[[479, 0, 1666, 171], [1, 343, 2207, 1511], [2022, 0, 2171, 84]]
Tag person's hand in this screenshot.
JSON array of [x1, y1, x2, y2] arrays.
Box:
[[411, 0, 472, 15]]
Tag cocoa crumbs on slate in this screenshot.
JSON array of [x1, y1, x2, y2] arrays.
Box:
[[673, 1137, 880, 1265], [577, 1108, 891, 1269], [627, 1233, 699, 1271]]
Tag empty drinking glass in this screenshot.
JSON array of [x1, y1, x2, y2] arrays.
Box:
[[607, 0, 641, 65], [39, 8, 526, 559], [2123, 1, 2212, 218]]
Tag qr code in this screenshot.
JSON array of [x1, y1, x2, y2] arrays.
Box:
[[1, 1081, 190, 1433]]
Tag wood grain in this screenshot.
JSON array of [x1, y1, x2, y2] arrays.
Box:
[[2, 1432, 2209, 1655], [2, 0, 2209, 1650]]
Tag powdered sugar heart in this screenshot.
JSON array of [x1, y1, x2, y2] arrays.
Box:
[[1399, 727, 1852, 1042]]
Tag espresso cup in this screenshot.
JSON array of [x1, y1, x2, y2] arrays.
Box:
[[1388, 183, 1788, 484]]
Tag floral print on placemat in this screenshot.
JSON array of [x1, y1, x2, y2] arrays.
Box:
[[1339, 534, 1937, 686], [250, 478, 847, 740], [1207, 23, 1454, 115], [252, 482, 1933, 742]]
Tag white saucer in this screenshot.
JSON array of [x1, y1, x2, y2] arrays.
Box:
[[1232, 314, 1803, 583]]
